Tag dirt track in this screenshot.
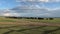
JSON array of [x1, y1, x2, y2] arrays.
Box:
[[0, 22, 60, 26]]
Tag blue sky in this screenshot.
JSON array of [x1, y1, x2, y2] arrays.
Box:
[[0, 0, 60, 9], [0, 0, 60, 17], [0, 0, 18, 9]]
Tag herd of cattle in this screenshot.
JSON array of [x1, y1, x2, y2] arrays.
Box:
[[6, 16, 54, 20]]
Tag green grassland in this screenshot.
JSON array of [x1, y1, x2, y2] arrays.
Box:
[[0, 25, 60, 34], [0, 17, 60, 23], [23, 18, 60, 23], [0, 17, 60, 34]]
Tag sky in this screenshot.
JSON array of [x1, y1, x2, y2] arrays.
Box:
[[0, 0, 18, 9], [0, 0, 60, 17], [0, 0, 60, 9]]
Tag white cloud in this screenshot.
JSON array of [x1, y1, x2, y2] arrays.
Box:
[[3, 13, 11, 16], [39, 0, 49, 2], [50, 0, 60, 2], [4, 9, 10, 12], [16, 0, 60, 2], [1, 0, 60, 17], [3, 13, 20, 17], [15, 0, 60, 10], [1, 7, 60, 17], [16, 0, 49, 2]]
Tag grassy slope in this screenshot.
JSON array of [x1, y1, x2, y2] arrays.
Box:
[[0, 17, 60, 23], [0, 26, 60, 34], [0, 17, 60, 34], [18, 18, 60, 23], [0, 17, 17, 22]]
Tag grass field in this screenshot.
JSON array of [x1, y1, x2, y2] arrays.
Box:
[[0, 17, 60, 23], [0, 17, 60, 34], [0, 25, 60, 34]]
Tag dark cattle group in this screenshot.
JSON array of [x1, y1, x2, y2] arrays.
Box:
[[6, 17, 54, 20]]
